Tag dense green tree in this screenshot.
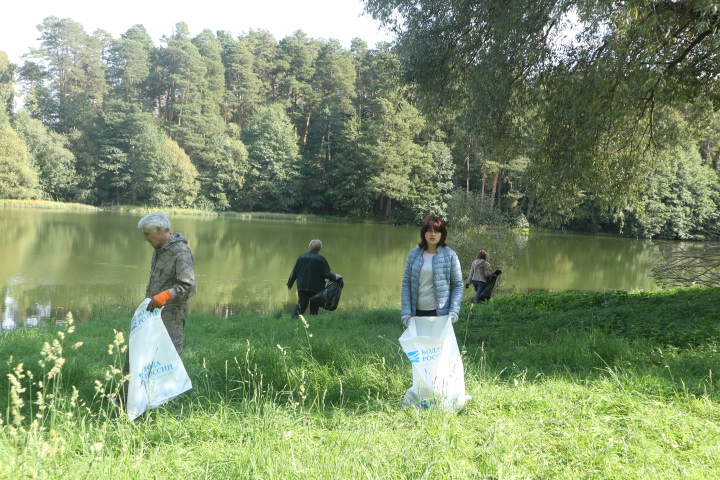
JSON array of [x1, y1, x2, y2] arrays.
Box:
[[0, 123, 40, 199], [12, 112, 77, 201], [125, 113, 173, 206], [16, 19, 107, 203], [242, 30, 279, 102], [447, 121, 486, 195], [107, 25, 154, 106], [196, 125, 249, 210], [681, 97, 720, 172], [6, 13, 720, 233], [411, 141, 455, 219], [192, 29, 226, 135], [0, 51, 14, 120], [363, 90, 431, 217], [623, 108, 720, 239], [86, 100, 134, 204], [220, 33, 263, 130], [165, 137, 200, 208], [103, 110, 201, 208], [310, 40, 400, 216], [243, 103, 300, 211], [558, 105, 720, 238], [293, 39, 358, 211], [308, 39, 357, 154], [88, 102, 198, 207], [193, 30, 225, 105], [23, 16, 107, 132], [154, 23, 219, 155], [323, 116, 374, 215], [351, 40, 400, 121], [16, 61, 49, 120], [364, 0, 720, 223], [350, 39, 371, 120], [276, 31, 321, 143]]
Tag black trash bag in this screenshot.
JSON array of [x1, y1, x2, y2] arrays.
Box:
[[475, 269, 502, 303], [310, 276, 344, 311]]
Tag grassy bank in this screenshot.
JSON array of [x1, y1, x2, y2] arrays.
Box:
[[1, 288, 719, 479], [0, 200, 373, 223], [0, 199, 98, 211]]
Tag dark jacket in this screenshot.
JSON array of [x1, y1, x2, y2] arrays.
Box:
[[287, 250, 335, 293]]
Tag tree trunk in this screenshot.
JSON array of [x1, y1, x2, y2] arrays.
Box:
[[526, 195, 535, 220], [465, 153, 470, 193], [324, 120, 331, 163], [384, 196, 392, 217], [489, 171, 499, 210], [303, 113, 311, 145], [465, 140, 471, 193], [495, 168, 503, 208], [240, 104, 244, 130], [480, 169, 487, 208]]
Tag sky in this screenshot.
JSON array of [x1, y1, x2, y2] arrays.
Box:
[[0, 0, 393, 66]]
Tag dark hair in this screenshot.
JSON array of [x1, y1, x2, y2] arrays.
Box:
[[476, 250, 487, 260], [418, 214, 448, 249]]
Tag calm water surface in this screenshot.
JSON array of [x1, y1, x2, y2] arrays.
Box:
[[1, 209, 668, 331]]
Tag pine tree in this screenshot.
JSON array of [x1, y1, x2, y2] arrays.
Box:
[[220, 33, 263, 130], [243, 104, 299, 211]]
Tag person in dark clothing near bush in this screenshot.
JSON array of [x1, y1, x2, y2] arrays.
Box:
[[287, 239, 340, 318]]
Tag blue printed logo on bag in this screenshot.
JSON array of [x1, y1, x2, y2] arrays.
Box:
[[420, 346, 443, 362], [138, 360, 176, 384], [130, 309, 152, 332]]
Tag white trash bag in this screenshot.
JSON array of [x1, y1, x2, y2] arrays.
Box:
[[127, 298, 192, 420], [399, 315, 471, 410]]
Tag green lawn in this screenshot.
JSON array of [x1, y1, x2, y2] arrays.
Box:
[[1, 288, 718, 479]]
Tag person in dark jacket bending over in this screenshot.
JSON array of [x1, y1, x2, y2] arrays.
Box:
[[287, 239, 340, 318]]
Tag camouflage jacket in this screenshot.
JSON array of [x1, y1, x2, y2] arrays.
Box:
[[146, 232, 196, 307]]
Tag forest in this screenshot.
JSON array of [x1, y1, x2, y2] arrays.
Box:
[[2, 2, 720, 239]]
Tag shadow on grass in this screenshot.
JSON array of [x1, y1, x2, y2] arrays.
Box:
[[1, 288, 717, 418], [457, 287, 720, 400]]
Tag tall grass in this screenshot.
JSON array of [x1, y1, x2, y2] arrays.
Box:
[[101, 206, 361, 223], [0, 288, 718, 479], [0, 201, 378, 223], [0, 200, 98, 211], [0, 201, 320, 221]]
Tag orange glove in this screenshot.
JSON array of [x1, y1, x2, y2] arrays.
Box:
[[148, 290, 172, 311]]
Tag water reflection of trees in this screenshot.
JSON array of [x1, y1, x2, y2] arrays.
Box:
[[651, 242, 720, 287], [519, 234, 660, 292], [1, 210, 675, 331], [1, 287, 58, 332]]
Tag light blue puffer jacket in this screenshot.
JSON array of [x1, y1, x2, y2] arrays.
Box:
[[401, 245, 463, 316]]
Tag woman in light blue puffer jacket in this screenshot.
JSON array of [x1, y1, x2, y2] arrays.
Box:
[[401, 214, 463, 326]]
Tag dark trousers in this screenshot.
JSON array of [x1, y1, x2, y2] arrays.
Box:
[[292, 290, 320, 318], [473, 281, 487, 304], [415, 309, 438, 317]]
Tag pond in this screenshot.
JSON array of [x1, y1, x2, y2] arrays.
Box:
[[0, 209, 668, 331]]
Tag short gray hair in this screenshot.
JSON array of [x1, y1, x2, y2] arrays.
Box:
[[309, 239, 322, 251], [138, 212, 170, 232]]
